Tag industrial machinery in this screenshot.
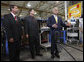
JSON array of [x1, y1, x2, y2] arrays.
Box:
[[67, 18, 79, 45]]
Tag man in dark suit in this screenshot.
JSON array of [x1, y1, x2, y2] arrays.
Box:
[[3, 5, 22, 61], [24, 9, 43, 59], [47, 7, 71, 59]]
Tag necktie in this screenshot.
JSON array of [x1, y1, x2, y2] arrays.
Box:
[[15, 16, 17, 20], [15, 16, 18, 23], [54, 16, 58, 23]]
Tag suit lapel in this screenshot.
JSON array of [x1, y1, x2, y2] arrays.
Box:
[[17, 17, 19, 21], [10, 13, 20, 24], [9, 13, 16, 23], [52, 15, 59, 24], [57, 16, 59, 23], [52, 15, 56, 23]]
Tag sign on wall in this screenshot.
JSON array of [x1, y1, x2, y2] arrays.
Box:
[[68, 2, 82, 19]]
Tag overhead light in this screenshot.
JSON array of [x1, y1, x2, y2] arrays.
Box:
[[27, 3, 31, 7], [56, 1, 59, 3]]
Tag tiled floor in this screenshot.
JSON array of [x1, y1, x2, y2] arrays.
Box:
[[1, 45, 83, 61]]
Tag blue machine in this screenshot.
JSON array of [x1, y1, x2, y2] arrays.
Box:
[[1, 17, 9, 56], [49, 30, 66, 44], [5, 34, 9, 55], [60, 30, 66, 44]]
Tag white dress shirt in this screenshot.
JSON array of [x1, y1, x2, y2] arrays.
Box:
[[53, 14, 58, 21], [11, 12, 16, 18]]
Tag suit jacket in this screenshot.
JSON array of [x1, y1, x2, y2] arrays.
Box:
[[3, 13, 22, 42], [24, 16, 39, 36], [47, 15, 67, 35]]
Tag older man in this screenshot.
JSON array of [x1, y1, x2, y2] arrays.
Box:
[[47, 7, 71, 59]]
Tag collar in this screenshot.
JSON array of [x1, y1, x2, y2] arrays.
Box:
[[11, 12, 16, 18], [53, 14, 57, 17]]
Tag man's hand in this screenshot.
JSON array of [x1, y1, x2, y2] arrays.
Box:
[[52, 24, 58, 28], [9, 38, 14, 43], [26, 34, 29, 38], [79, 27, 83, 32], [80, 29, 83, 32], [66, 22, 71, 26]]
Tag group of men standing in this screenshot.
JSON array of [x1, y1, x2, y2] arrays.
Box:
[[2, 5, 71, 61]]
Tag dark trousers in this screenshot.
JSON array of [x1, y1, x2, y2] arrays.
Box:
[[51, 31, 60, 56], [8, 41, 20, 61], [29, 35, 40, 57]]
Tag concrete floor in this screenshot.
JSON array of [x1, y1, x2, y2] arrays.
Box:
[[1, 45, 83, 61]]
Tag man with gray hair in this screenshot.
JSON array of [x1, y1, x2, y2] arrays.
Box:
[[47, 7, 71, 59]]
